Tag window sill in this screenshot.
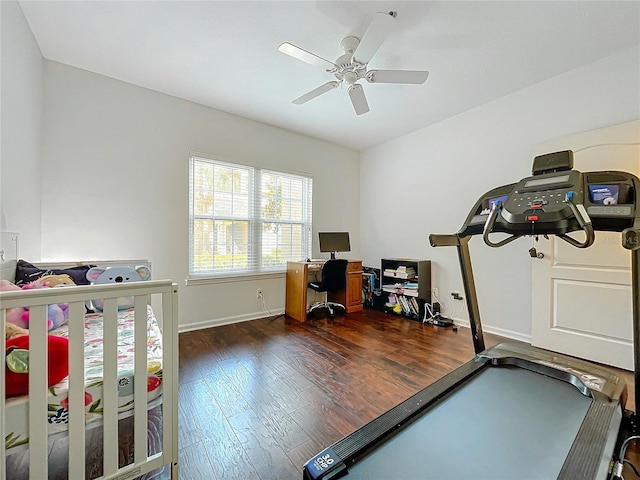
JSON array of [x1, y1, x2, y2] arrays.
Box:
[[186, 271, 285, 286]]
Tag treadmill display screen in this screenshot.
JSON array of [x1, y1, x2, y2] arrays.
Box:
[[524, 174, 570, 189]]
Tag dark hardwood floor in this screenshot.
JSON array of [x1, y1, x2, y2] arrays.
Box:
[[177, 308, 637, 480]]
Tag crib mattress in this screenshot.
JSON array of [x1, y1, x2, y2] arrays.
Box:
[[5, 305, 164, 452]]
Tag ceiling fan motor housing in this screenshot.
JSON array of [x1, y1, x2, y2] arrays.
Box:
[[333, 37, 366, 84]]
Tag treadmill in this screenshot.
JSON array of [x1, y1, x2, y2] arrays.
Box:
[[303, 151, 640, 480]]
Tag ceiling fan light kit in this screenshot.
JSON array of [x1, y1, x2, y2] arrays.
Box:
[[279, 11, 429, 115]]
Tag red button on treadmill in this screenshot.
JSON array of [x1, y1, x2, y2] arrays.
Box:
[[528, 215, 539, 221]]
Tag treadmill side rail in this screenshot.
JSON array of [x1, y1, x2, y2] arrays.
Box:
[[303, 447, 347, 480], [559, 397, 623, 480], [301, 358, 489, 479]]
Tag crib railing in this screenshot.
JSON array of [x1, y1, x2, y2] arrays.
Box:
[[0, 280, 179, 480]]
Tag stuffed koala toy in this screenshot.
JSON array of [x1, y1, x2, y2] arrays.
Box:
[[86, 265, 151, 311]]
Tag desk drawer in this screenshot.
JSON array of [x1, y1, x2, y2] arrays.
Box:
[[347, 261, 362, 273]]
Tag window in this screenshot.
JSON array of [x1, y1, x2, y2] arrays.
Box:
[[189, 155, 313, 278]]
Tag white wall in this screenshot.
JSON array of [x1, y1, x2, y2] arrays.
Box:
[[0, 1, 43, 258], [40, 61, 359, 330], [5, 1, 637, 338], [360, 45, 640, 341]]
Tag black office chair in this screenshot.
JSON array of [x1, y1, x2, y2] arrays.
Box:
[[308, 259, 348, 318]]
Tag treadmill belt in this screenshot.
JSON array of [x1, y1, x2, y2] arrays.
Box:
[[346, 366, 592, 479]]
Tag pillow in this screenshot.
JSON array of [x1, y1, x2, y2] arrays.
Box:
[[15, 260, 95, 287], [5, 334, 69, 397]]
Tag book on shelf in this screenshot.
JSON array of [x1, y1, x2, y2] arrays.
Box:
[[401, 283, 418, 295], [409, 297, 419, 316], [396, 266, 415, 273], [410, 297, 420, 316], [382, 285, 418, 297], [397, 295, 409, 315], [390, 295, 414, 317], [382, 291, 421, 318], [383, 266, 416, 279], [396, 266, 415, 272], [404, 296, 413, 316], [395, 273, 415, 279]]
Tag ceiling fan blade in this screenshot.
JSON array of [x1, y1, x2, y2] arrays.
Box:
[[278, 42, 336, 69], [366, 70, 429, 84], [352, 12, 396, 64], [348, 84, 370, 115], [292, 81, 340, 105]]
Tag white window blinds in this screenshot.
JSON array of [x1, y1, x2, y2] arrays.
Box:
[[189, 156, 313, 277]]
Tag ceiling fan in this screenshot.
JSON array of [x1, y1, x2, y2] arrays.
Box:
[[278, 11, 429, 115]]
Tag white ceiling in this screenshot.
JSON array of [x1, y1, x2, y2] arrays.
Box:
[[19, 1, 640, 152]]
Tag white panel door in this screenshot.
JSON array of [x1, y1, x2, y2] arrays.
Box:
[[531, 121, 640, 370]]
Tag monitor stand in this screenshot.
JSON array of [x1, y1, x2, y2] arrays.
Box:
[[330, 252, 336, 260]]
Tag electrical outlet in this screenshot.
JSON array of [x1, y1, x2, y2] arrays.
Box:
[[432, 287, 438, 298], [256, 288, 263, 299]]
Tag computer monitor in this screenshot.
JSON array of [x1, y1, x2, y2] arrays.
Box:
[[318, 232, 351, 260]]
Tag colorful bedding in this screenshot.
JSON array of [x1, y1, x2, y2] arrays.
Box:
[[5, 305, 163, 451]]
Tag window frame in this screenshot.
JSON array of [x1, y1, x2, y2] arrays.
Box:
[[188, 154, 313, 281]]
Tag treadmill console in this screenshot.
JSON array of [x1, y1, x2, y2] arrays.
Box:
[[457, 159, 640, 242], [500, 169, 583, 233]]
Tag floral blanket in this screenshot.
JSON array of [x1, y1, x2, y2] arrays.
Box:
[[5, 305, 164, 451]]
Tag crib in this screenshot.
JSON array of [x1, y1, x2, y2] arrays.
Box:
[[0, 253, 179, 479]]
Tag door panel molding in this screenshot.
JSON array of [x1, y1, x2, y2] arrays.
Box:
[[531, 120, 640, 370]]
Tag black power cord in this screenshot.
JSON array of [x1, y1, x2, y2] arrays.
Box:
[[612, 435, 640, 479], [423, 303, 458, 331]]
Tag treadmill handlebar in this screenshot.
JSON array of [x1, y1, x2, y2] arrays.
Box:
[[482, 201, 522, 248], [429, 233, 460, 247], [557, 199, 595, 249], [481, 195, 594, 250]]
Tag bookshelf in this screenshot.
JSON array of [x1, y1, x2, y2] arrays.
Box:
[[381, 258, 431, 321]]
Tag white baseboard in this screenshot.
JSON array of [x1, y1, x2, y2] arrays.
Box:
[[179, 309, 285, 333], [452, 318, 531, 344]]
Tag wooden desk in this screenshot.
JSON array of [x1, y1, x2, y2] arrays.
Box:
[[285, 260, 363, 322]]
